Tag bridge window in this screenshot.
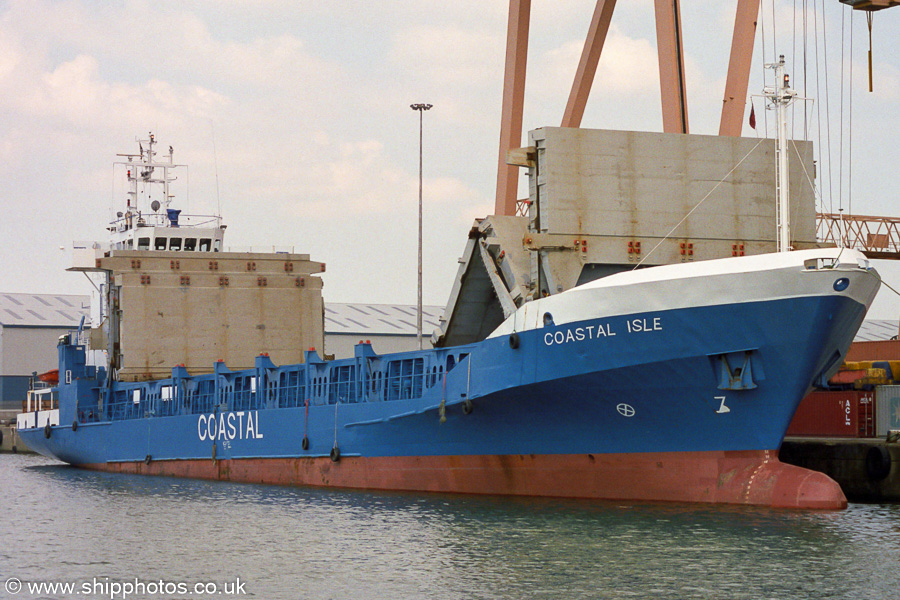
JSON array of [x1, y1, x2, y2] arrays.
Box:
[[138, 237, 150, 250], [199, 239, 211, 252], [184, 238, 197, 251], [155, 237, 168, 250], [169, 237, 182, 251]]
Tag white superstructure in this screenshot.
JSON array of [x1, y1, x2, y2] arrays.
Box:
[[109, 132, 225, 253]]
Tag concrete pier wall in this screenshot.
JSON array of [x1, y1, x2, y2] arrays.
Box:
[[780, 438, 900, 502]]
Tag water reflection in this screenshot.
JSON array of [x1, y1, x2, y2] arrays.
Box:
[[4, 454, 898, 599]]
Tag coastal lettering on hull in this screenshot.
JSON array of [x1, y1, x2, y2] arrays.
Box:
[[543, 323, 615, 346], [197, 411, 264, 441], [625, 317, 663, 333], [543, 316, 663, 346]]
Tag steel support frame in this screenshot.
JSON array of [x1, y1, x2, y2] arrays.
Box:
[[817, 213, 900, 258], [720, 0, 761, 136], [495, 0, 531, 216], [495, 0, 770, 213], [561, 0, 618, 128], [654, 0, 689, 134]]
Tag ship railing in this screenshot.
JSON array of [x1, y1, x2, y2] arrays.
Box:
[[22, 388, 58, 413], [76, 406, 103, 423], [109, 213, 223, 232], [270, 369, 306, 408], [98, 345, 478, 423], [224, 245, 296, 254], [190, 390, 217, 415], [29, 379, 53, 392]]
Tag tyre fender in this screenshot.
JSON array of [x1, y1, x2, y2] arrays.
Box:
[[865, 446, 892, 481]]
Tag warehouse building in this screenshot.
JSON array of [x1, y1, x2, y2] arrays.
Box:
[[1, 292, 440, 408], [324, 303, 441, 357], [0, 293, 89, 410]]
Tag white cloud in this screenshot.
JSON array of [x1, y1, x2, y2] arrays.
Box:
[[872, 61, 900, 100], [389, 25, 504, 87], [0, 0, 898, 316], [1, 53, 228, 132], [0, 34, 21, 80], [529, 25, 660, 117]]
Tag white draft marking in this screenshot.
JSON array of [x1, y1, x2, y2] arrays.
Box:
[[715, 396, 731, 414]]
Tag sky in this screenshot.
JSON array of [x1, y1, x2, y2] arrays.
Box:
[[1, 0, 899, 319]]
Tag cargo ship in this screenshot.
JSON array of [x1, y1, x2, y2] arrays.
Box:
[[16, 69, 882, 509]]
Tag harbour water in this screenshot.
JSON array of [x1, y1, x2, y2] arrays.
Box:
[[2, 453, 899, 600]]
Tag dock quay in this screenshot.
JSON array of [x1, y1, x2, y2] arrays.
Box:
[[780, 437, 900, 503], [0, 410, 31, 453]]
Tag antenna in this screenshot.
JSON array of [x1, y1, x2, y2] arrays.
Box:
[[211, 121, 221, 219], [764, 56, 798, 253]]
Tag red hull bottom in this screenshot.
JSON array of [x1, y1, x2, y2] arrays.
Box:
[[82, 449, 847, 510]]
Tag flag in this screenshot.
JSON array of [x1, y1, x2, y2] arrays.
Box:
[[749, 104, 756, 130]]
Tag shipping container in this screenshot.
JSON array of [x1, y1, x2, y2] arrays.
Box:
[[786, 391, 875, 437], [847, 340, 900, 362], [875, 385, 900, 437]]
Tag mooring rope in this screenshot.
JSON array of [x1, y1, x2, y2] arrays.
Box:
[[439, 374, 447, 424], [333, 401, 338, 448]]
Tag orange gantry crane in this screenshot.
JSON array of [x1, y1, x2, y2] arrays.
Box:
[[493, 0, 900, 259]]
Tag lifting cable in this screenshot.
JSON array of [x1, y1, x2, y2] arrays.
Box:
[[792, 0, 798, 140], [821, 0, 835, 214], [867, 12, 874, 93], [760, 0, 768, 134], [849, 8, 854, 217], [813, 0, 828, 214], [839, 6, 847, 215]]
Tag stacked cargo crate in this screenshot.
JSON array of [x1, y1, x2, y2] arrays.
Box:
[[786, 391, 875, 437], [786, 358, 900, 438]]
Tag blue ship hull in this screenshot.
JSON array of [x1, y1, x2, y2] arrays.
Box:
[[18, 249, 880, 508]]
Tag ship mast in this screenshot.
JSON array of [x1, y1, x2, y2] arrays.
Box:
[[116, 132, 180, 229], [764, 56, 797, 253]]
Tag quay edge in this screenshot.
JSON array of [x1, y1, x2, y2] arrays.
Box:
[[780, 438, 900, 502], [1, 413, 32, 453]]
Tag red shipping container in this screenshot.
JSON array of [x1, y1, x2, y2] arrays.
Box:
[[785, 391, 876, 438]]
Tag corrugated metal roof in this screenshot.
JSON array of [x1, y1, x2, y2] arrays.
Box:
[[324, 303, 443, 336], [7, 289, 886, 343], [855, 320, 899, 342], [0, 293, 89, 327], [0, 293, 442, 335]]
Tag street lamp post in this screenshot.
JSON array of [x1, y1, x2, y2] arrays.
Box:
[[410, 102, 432, 350]]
